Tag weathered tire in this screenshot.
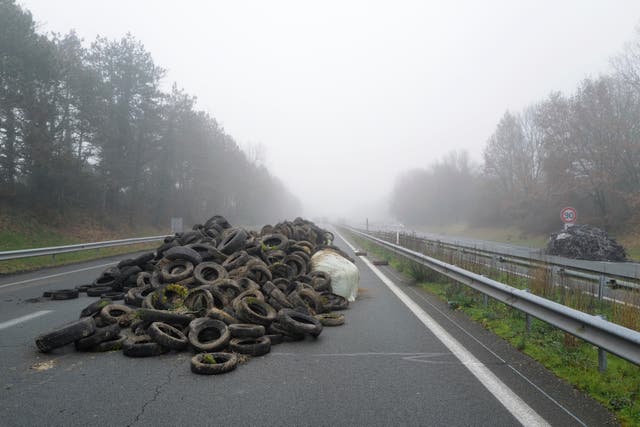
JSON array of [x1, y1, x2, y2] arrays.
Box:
[[122, 335, 169, 357], [183, 288, 214, 315], [160, 260, 194, 282], [218, 228, 249, 255], [51, 289, 79, 300], [320, 292, 349, 310], [148, 322, 188, 350], [268, 322, 304, 341], [310, 271, 332, 292], [100, 304, 133, 325], [266, 334, 284, 345], [233, 297, 276, 326], [222, 251, 250, 271], [92, 335, 126, 352], [206, 308, 239, 325], [125, 286, 153, 307], [188, 318, 230, 353], [193, 262, 228, 286], [277, 308, 323, 337], [190, 352, 238, 375], [211, 278, 242, 300], [259, 233, 289, 251], [229, 336, 271, 356], [164, 245, 203, 265], [100, 291, 124, 301], [86, 286, 113, 297], [315, 312, 345, 326], [229, 323, 265, 338], [79, 298, 112, 318], [36, 317, 96, 353], [135, 309, 193, 327], [74, 324, 121, 351]]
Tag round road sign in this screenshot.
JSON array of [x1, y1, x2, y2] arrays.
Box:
[[560, 207, 577, 224]]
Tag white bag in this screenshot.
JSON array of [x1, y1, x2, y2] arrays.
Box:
[[310, 249, 359, 302]]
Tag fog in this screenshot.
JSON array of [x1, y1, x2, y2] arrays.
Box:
[[20, 0, 640, 221]]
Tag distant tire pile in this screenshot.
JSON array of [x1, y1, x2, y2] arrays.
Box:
[[35, 215, 353, 375]]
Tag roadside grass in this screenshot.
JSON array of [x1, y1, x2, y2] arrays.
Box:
[[0, 209, 168, 275], [349, 232, 640, 426]]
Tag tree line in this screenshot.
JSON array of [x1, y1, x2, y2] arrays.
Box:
[[0, 0, 300, 227], [391, 29, 640, 233]]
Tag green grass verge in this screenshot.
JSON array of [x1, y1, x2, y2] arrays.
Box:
[[349, 232, 640, 426]]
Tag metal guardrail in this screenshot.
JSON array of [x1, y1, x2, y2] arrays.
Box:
[[0, 236, 167, 261], [371, 230, 640, 291], [347, 227, 640, 367]]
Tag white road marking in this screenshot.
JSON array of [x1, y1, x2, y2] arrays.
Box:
[[0, 310, 53, 331], [334, 228, 550, 427], [0, 262, 116, 290]]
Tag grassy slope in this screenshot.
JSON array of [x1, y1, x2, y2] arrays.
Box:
[[0, 208, 168, 275]]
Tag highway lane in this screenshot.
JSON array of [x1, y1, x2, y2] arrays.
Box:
[[0, 237, 617, 426]]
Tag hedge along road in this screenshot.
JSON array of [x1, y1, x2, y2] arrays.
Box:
[[0, 236, 617, 426]]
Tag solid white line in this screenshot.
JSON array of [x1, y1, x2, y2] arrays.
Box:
[[0, 262, 116, 290], [334, 228, 549, 427], [0, 310, 53, 330]]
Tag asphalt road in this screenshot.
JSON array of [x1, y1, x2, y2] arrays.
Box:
[[0, 235, 618, 426]]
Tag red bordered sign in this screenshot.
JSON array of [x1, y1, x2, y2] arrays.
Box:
[[560, 207, 577, 224]]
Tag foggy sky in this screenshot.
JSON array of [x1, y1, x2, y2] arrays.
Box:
[[20, 0, 640, 220]]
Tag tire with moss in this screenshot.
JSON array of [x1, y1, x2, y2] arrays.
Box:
[[36, 317, 96, 353], [315, 312, 345, 326], [74, 324, 121, 351], [148, 322, 188, 350], [229, 336, 271, 356], [206, 308, 239, 325], [191, 352, 238, 375], [92, 335, 126, 352], [100, 304, 133, 325], [122, 335, 169, 357]]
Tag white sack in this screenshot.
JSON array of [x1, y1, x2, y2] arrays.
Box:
[[310, 249, 359, 302]]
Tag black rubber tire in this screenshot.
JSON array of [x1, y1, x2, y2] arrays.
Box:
[[117, 258, 137, 269], [92, 335, 126, 352], [125, 286, 153, 307], [288, 289, 323, 315], [100, 291, 124, 301], [160, 260, 194, 282], [236, 278, 261, 292], [268, 322, 304, 341], [315, 312, 345, 326], [206, 308, 239, 325], [284, 254, 307, 277], [183, 288, 214, 314], [49, 289, 79, 300], [222, 250, 250, 271], [87, 286, 113, 297], [229, 323, 265, 338], [79, 298, 112, 318], [310, 271, 332, 292], [266, 334, 284, 345], [193, 262, 228, 286], [133, 252, 155, 266], [232, 297, 276, 326], [136, 272, 153, 288], [259, 233, 289, 251], [148, 322, 188, 350], [92, 275, 116, 289], [76, 284, 92, 293], [122, 335, 169, 357], [190, 352, 238, 375], [36, 317, 96, 353], [186, 243, 217, 262], [211, 278, 242, 300], [277, 308, 323, 337], [100, 304, 133, 325], [218, 228, 249, 255], [135, 309, 193, 327], [164, 245, 203, 265], [268, 262, 295, 280], [229, 336, 271, 356], [188, 318, 230, 353], [75, 324, 121, 351], [320, 292, 349, 310]]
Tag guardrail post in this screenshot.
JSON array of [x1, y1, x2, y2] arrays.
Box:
[[598, 274, 606, 302], [524, 289, 532, 333], [483, 294, 488, 308], [597, 314, 608, 372]]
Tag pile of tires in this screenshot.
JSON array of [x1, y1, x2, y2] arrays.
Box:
[[35, 215, 352, 375]]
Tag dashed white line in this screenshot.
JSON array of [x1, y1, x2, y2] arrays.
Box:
[[333, 227, 550, 427], [0, 262, 116, 290], [0, 310, 53, 331]]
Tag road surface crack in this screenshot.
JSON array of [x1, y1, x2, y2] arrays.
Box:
[[127, 361, 179, 426]]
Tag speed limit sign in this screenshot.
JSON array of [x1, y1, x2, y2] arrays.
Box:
[[560, 207, 577, 224]]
